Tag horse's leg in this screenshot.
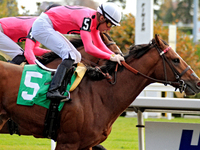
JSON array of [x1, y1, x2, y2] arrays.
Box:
[[55, 143, 101, 150], [92, 145, 107, 150], [0, 119, 10, 134], [0, 114, 9, 130], [55, 143, 79, 150]]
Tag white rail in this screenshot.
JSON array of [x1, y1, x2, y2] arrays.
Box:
[[130, 97, 200, 112], [128, 83, 200, 150]]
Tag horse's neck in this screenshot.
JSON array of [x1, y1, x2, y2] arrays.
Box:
[[108, 74, 149, 114], [98, 57, 158, 120], [80, 69, 152, 125]]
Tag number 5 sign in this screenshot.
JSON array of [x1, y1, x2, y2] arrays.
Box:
[[17, 65, 52, 106], [21, 71, 43, 101], [81, 17, 91, 31]]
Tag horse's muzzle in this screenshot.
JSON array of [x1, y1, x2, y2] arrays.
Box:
[[196, 81, 200, 89]]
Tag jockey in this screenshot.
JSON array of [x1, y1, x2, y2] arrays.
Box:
[[0, 16, 50, 65], [31, 2, 124, 101]]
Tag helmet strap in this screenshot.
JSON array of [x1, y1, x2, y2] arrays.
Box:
[[96, 23, 101, 30]]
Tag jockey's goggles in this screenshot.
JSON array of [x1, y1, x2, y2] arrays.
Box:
[[106, 19, 115, 28]]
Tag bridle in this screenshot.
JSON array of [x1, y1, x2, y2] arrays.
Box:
[[154, 43, 190, 92], [120, 44, 191, 93], [83, 37, 191, 92]]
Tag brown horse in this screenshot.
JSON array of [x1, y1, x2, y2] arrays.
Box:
[[0, 34, 200, 150], [0, 32, 119, 150]]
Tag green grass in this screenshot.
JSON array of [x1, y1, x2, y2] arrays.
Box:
[[0, 134, 51, 150], [1, 116, 200, 150]]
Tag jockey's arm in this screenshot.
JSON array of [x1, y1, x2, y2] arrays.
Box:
[[33, 41, 51, 56], [91, 31, 114, 54], [24, 38, 37, 64], [25, 39, 51, 64], [80, 30, 113, 60]]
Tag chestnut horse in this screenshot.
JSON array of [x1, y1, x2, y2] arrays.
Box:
[[0, 34, 200, 150], [0, 32, 119, 150]]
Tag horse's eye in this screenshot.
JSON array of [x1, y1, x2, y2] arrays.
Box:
[[172, 58, 180, 64]]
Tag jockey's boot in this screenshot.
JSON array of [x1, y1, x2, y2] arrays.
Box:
[[46, 57, 74, 101], [9, 54, 25, 65]]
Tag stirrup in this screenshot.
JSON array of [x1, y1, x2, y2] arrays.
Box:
[[61, 91, 71, 102]]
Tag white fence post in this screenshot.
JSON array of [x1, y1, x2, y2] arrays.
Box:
[[137, 110, 145, 150]]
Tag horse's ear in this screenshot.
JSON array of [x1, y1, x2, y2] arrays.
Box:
[[155, 34, 165, 49]]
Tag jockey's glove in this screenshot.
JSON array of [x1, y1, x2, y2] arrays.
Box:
[[109, 54, 125, 65]]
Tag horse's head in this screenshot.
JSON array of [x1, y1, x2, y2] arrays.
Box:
[[112, 34, 200, 96], [152, 34, 200, 95]]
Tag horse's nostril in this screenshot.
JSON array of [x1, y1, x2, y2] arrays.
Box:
[[197, 81, 200, 88]]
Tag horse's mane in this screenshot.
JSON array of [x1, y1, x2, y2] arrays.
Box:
[[128, 43, 152, 59], [86, 38, 169, 80], [37, 37, 83, 65], [127, 38, 168, 59]]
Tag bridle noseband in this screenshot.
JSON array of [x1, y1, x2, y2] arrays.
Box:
[[154, 44, 190, 92]]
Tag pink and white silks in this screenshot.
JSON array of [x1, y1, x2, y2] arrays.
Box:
[[0, 16, 50, 64], [32, 5, 114, 64]]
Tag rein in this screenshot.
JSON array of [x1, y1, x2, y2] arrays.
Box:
[[121, 61, 178, 86]]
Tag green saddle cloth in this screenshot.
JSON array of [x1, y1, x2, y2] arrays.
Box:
[[17, 64, 77, 111]]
